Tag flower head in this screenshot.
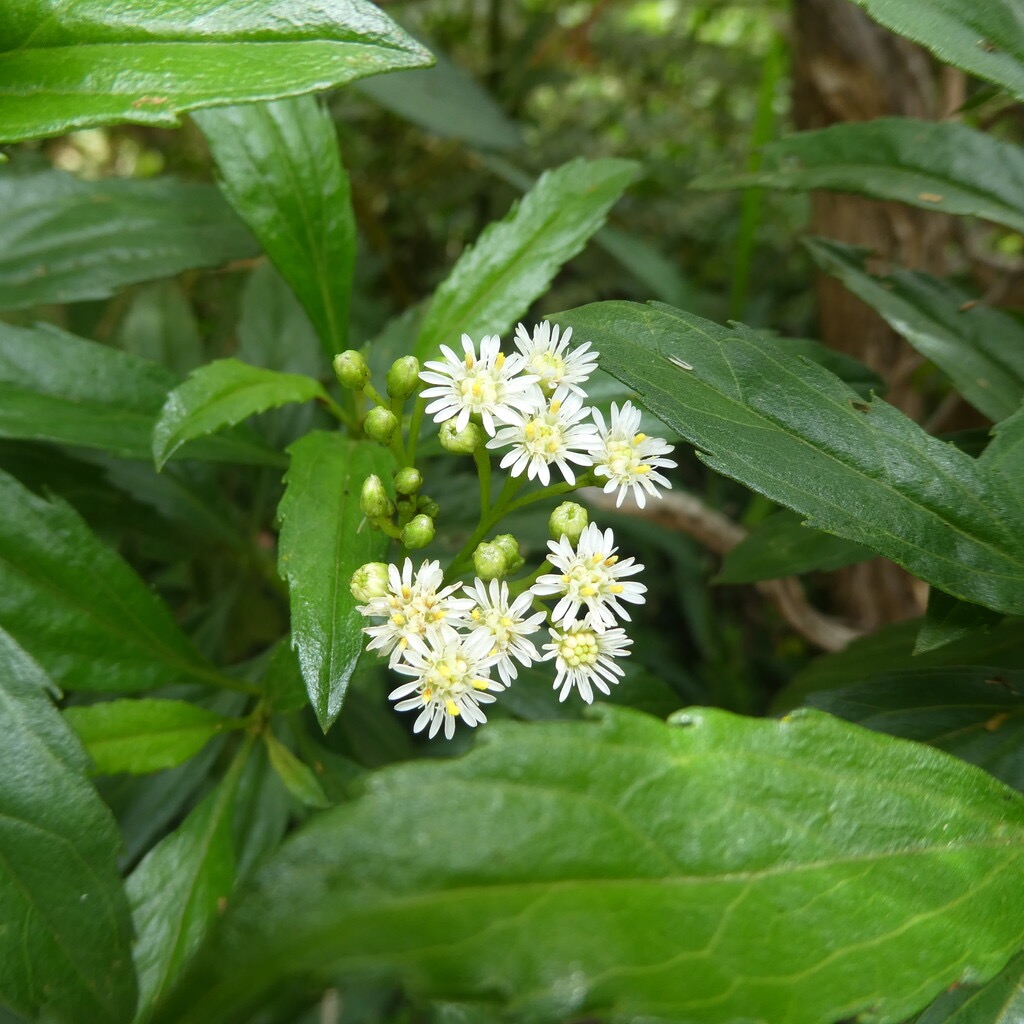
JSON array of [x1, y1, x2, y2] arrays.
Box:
[[420, 334, 536, 436], [542, 617, 632, 703], [532, 522, 646, 631], [464, 578, 546, 684], [513, 321, 599, 395], [592, 401, 677, 508], [389, 629, 503, 739], [358, 558, 472, 667], [487, 386, 599, 486]]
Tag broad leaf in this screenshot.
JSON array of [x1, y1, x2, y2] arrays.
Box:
[[0, 170, 257, 309], [150, 707, 1024, 1024], [264, 732, 331, 808], [0, 468, 215, 692], [414, 157, 640, 360], [691, 119, 1024, 234], [115, 281, 203, 377], [194, 96, 355, 355], [915, 589, 1004, 655], [980, 404, 1024, 508], [915, 950, 1024, 1023], [152, 358, 329, 468], [0, 630, 136, 1023], [277, 433, 394, 730], [64, 698, 237, 775], [0, 0, 433, 143], [805, 238, 1024, 423], [556, 302, 1024, 615]]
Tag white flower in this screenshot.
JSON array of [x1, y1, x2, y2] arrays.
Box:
[[420, 333, 537, 436], [512, 321, 599, 395], [389, 629, 503, 739], [487, 386, 599, 486], [464, 578, 546, 684], [358, 558, 472, 668], [592, 401, 677, 508], [541, 617, 632, 703], [531, 522, 646, 631]]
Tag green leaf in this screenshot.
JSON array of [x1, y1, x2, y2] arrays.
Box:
[[805, 238, 1024, 423], [0, 629, 136, 1023], [556, 302, 1024, 615], [915, 950, 1024, 1023], [0, 170, 257, 309], [264, 732, 331, 808], [152, 358, 329, 469], [691, 119, 1024, 233], [64, 698, 237, 775], [715, 509, 872, 583], [0, 468, 215, 692], [848, 0, 1024, 103], [980, 404, 1024, 508], [194, 96, 355, 355], [0, 0, 434, 143], [115, 281, 203, 377], [414, 157, 640, 361], [0, 321, 285, 466], [767, 333, 887, 400], [915, 589, 1004, 655], [127, 753, 245, 1019], [149, 707, 1024, 1024], [277, 433, 394, 730]]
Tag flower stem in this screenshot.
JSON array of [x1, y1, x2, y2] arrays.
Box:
[[445, 473, 524, 580], [473, 446, 492, 520]]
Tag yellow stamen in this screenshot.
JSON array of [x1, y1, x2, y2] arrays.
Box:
[[445, 699, 460, 717], [465, 353, 475, 369], [550, 400, 562, 414], [610, 584, 624, 594], [633, 433, 647, 444], [472, 679, 490, 691], [496, 352, 505, 368]]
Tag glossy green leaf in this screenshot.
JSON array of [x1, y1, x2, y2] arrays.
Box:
[[152, 358, 328, 468], [691, 119, 1024, 233], [0, 170, 257, 309], [556, 302, 1024, 615], [194, 96, 355, 355], [115, 281, 203, 377], [716, 509, 872, 583], [915, 589, 1004, 655], [0, 629, 136, 1023], [981, 405, 1024, 508], [915, 950, 1024, 1023], [64, 698, 237, 775], [0, 0, 434, 143], [127, 754, 245, 1020], [0, 316, 283, 466], [264, 732, 331, 808], [150, 706, 1024, 1024], [768, 333, 886, 400], [849, 0, 1024, 103], [805, 238, 1024, 422], [277, 433, 394, 730], [0, 468, 215, 692], [414, 157, 640, 361]]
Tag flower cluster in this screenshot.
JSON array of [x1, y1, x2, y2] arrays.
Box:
[[351, 321, 678, 739]]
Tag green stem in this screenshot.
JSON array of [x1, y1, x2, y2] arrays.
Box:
[[406, 396, 426, 464], [363, 383, 388, 409], [507, 558, 551, 598], [445, 473, 524, 580], [473, 446, 492, 521], [318, 393, 355, 430]]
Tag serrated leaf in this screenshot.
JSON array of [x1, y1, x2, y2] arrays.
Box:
[[264, 732, 330, 808], [152, 358, 328, 468], [0, 0, 434, 143], [980, 405, 1024, 508], [556, 301, 1024, 615], [805, 237, 1024, 422], [0, 468, 216, 692], [150, 707, 1024, 1024], [0, 629, 136, 1023], [414, 157, 640, 361], [64, 698, 237, 775], [277, 433, 394, 730], [691, 119, 1024, 233], [915, 950, 1024, 1023], [915, 589, 1004, 655], [0, 170, 257, 309], [194, 96, 355, 355]]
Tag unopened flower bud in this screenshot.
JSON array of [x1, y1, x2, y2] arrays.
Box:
[[439, 419, 484, 455], [492, 533, 524, 574], [333, 350, 370, 390], [401, 513, 435, 550], [359, 474, 394, 519], [350, 562, 390, 602], [394, 466, 423, 496], [549, 501, 588, 545], [473, 541, 508, 580], [386, 356, 421, 400], [417, 495, 441, 519], [364, 406, 399, 445]]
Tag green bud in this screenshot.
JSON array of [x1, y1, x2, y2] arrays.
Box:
[[492, 533, 525, 574], [473, 541, 508, 581], [364, 406, 399, 445], [350, 562, 390, 602], [549, 501, 588, 545], [359, 474, 394, 520], [438, 419, 484, 455], [333, 350, 370, 390], [386, 356, 421, 400], [401, 513, 435, 550], [417, 495, 441, 519], [393, 466, 423, 496]]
